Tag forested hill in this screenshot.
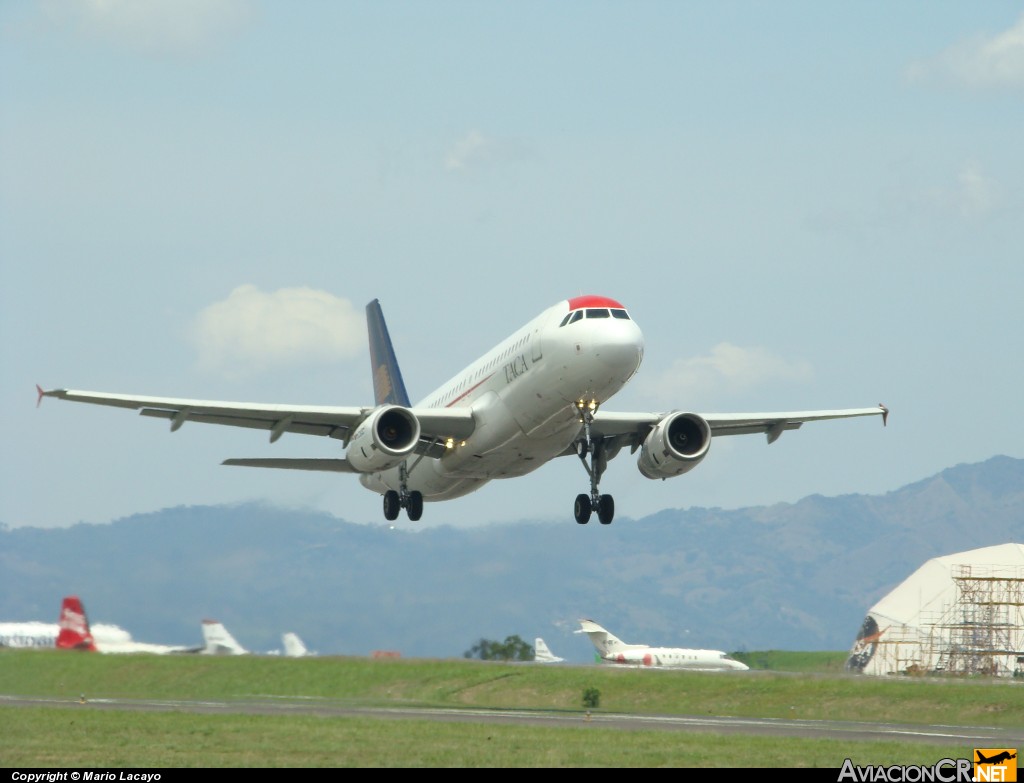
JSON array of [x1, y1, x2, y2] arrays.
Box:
[[2, 455, 1021, 662]]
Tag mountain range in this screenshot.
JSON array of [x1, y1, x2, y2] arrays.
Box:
[[2, 455, 1021, 662]]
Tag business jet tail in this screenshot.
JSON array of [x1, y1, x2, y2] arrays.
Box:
[[534, 637, 565, 663], [366, 299, 411, 407], [56, 596, 97, 651], [577, 618, 641, 658], [282, 632, 311, 657], [200, 619, 247, 655]]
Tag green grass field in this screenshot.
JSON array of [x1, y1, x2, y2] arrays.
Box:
[[2, 649, 1021, 767]]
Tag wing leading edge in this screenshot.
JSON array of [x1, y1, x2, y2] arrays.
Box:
[[36, 387, 475, 466], [584, 404, 888, 456]]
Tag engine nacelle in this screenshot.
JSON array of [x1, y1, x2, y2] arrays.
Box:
[[346, 405, 421, 472], [637, 412, 711, 480]]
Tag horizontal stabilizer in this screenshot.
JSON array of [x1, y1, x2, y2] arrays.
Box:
[[222, 458, 357, 473]]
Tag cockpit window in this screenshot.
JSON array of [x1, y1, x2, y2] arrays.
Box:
[[561, 307, 631, 325]]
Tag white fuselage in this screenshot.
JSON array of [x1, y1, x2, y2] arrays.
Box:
[[360, 298, 644, 501], [0, 622, 59, 649], [602, 647, 749, 671], [0, 621, 180, 653]]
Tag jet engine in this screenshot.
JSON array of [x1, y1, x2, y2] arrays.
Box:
[[346, 405, 421, 472], [637, 412, 711, 479]]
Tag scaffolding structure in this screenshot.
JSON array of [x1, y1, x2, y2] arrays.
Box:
[[932, 564, 1024, 676], [863, 564, 1024, 677]]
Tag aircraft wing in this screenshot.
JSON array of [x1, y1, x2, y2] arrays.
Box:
[[586, 404, 888, 455], [37, 388, 476, 459]]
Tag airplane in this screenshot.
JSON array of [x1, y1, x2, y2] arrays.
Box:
[[0, 619, 68, 650], [199, 619, 248, 655], [533, 637, 565, 663], [0, 596, 96, 651], [0, 596, 193, 654], [37, 295, 888, 525], [576, 618, 750, 671], [282, 631, 312, 657]]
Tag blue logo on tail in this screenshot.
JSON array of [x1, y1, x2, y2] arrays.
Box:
[[366, 299, 411, 407]]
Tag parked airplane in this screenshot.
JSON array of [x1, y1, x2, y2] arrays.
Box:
[[0, 596, 96, 651], [0, 620, 65, 650], [577, 619, 749, 671], [533, 637, 565, 663], [37, 295, 887, 525], [0, 596, 192, 654], [200, 619, 248, 655], [282, 632, 312, 657]]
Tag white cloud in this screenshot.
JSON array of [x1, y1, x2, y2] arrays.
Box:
[[635, 343, 813, 408], [953, 162, 1000, 217], [905, 13, 1024, 89], [443, 129, 535, 172], [444, 130, 491, 171], [191, 285, 364, 378], [39, 0, 253, 56], [918, 161, 1000, 219]]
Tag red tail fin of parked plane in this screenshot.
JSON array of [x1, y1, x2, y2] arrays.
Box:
[[56, 596, 97, 651]]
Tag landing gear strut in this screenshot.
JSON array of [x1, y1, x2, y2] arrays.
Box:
[[382, 462, 424, 522], [572, 399, 614, 525]]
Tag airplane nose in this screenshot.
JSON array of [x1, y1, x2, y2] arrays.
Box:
[[594, 321, 644, 380]]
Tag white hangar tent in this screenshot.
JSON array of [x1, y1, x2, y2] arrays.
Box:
[[846, 543, 1024, 677]]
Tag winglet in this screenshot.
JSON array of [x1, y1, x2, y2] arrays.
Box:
[[879, 404, 888, 426], [36, 384, 45, 408]]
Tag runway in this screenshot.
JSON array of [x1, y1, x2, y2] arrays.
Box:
[[4, 695, 1021, 746]]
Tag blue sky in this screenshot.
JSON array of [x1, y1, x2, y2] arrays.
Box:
[[2, 1, 1022, 530]]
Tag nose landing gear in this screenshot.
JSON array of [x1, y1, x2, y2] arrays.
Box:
[[572, 399, 614, 525]]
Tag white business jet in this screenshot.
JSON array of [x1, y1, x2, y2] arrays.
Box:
[[38, 295, 887, 525], [578, 619, 749, 671]]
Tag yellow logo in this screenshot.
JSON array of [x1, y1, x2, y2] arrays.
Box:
[[975, 749, 1017, 782]]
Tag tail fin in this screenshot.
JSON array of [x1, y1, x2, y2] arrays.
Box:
[[533, 637, 564, 663], [577, 619, 637, 658], [56, 596, 97, 651], [200, 620, 247, 655], [366, 299, 411, 407], [282, 632, 310, 657]]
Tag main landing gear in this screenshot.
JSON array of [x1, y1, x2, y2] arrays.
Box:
[[382, 462, 423, 522], [573, 399, 614, 525], [383, 488, 423, 522]]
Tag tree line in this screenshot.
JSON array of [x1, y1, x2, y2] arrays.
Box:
[[463, 635, 533, 661]]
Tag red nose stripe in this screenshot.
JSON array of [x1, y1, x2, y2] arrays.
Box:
[[567, 295, 625, 310]]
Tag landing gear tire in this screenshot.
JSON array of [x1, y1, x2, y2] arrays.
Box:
[[574, 494, 592, 524], [383, 490, 400, 522], [573, 400, 617, 528], [407, 490, 424, 522]]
